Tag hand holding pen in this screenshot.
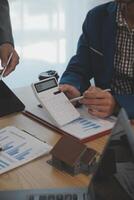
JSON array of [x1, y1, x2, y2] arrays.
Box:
[[70, 88, 111, 102], [76, 86, 116, 118], [0, 52, 13, 79], [60, 83, 117, 117], [0, 43, 19, 77]]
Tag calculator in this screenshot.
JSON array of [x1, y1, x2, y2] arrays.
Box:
[[32, 77, 80, 127]]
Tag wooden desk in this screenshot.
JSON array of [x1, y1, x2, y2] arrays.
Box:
[[0, 86, 109, 190]]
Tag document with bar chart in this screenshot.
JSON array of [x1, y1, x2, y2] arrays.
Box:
[[62, 116, 115, 141], [0, 126, 52, 174], [61, 105, 116, 141], [23, 100, 116, 142]]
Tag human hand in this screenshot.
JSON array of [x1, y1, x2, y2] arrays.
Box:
[[59, 84, 80, 100], [80, 86, 116, 118], [0, 43, 19, 77]]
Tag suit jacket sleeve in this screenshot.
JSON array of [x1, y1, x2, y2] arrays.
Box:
[[60, 11, 93, 93], [0, 0, 14, 45]]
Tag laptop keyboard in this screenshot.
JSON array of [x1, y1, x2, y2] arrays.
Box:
[[29, 193, 78, 200]]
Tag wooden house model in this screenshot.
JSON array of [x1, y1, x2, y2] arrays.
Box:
[[49, 136, 97, 175]]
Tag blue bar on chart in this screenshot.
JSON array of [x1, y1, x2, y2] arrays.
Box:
[[6, 142, 26, 156], [78, 118, 101, 132], [0, 160, 9, 170], [15, 148, 32, 160]]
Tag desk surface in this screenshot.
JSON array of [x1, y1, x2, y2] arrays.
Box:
[[0, 86, 110, 190]]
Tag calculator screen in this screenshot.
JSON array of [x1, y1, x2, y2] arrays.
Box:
[[35, 78, 57, 93]]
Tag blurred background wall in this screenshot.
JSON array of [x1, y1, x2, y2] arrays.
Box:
[[6, 0, 110, 88]]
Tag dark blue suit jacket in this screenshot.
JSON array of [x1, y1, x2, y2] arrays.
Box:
[[0, 0, 14, 45], [60, 2, 134, 118]]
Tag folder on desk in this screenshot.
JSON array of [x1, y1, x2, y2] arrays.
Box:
[[0, 80, 25, 117], [23, 103, 116, 143]]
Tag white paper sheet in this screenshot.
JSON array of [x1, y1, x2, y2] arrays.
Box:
[[0, 126, 52, 174]]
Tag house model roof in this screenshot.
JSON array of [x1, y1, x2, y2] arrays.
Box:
[[51, 136, 87, 166]]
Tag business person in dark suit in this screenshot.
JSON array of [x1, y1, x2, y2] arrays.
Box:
[[0, 0, 19, 76], [59, 0, 134, 119]]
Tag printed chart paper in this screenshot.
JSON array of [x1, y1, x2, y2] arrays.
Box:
[[0, 126, 52, 174], [62, 116, 114, 140]]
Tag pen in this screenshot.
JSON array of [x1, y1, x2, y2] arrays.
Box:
[[89, 47, 103, 56], [103, 89, 111, 92], [0, 52, 13, 80], [70, 89, 111, 103], [22, 129, 47, 143], [70, 96, 84, 103]]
